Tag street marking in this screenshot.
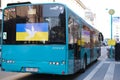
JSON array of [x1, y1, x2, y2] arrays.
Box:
[[1, 73, 31, 80], [83, 61, 104, 80], [104, 61, 120, 64], [103, 62, 115, 80], [115, 61, 120, 64]]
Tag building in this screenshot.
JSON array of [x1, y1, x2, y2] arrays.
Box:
[[113, 17, 120, 41], [84, 9, 96, 26]]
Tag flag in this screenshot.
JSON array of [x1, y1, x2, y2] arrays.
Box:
[[16, 23, 48, 41]]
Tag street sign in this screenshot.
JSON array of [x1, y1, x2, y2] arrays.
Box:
[[108, 9, 115, 15], [108, 39, 116, 46]]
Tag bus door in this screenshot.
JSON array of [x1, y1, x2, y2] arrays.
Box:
[[90, 31, 94, 62], [68, 16, 80, 72]]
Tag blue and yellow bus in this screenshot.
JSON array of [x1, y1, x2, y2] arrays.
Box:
[[1, 2, 103, 75]]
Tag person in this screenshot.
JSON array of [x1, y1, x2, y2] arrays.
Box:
[[115, 39, 120, 61]]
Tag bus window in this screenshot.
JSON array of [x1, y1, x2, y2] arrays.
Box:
[[3, 4, 66, 44], [82, 25, 90, 48], [68, 16, 80, 47], [73, 21, 79, 44], [68, 16, 74, 45]]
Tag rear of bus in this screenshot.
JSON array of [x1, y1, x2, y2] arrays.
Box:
[[1, 3, 68, 75]]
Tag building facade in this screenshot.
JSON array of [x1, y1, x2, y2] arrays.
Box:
[[113, 17, 120, 41]]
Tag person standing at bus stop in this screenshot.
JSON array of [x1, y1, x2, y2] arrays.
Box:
[[115, 39, 120, 61]]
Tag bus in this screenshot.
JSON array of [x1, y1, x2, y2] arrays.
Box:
[[1, 2, 103, 75], [0, 19, 1, 66]]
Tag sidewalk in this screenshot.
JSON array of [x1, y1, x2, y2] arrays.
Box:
[[83, 46, 120, 80]]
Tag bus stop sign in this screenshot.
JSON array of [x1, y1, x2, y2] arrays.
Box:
[[108, 39, 116, 46]]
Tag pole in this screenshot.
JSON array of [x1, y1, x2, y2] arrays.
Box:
[[110, 15, 113, 58], [108, 9, 115, 59]]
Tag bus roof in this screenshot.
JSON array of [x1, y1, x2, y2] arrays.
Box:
[[7, 2, 31, 6]]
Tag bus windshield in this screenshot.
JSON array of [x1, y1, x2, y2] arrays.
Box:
[[3, 4, 66, 44]]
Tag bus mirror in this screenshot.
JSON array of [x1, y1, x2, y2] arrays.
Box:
[[98, 32, 104, 41]]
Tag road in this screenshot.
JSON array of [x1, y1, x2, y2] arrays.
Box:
[[0, 61, 100, 80], [0, 46, 120, 80]]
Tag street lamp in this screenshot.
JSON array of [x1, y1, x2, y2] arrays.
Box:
[[108, 9, 115, 58]]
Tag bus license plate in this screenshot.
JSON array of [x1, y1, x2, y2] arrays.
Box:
[[25, 68, 38, 72]]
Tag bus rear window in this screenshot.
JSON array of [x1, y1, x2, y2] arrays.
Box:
[[3, 4, 66, 44]]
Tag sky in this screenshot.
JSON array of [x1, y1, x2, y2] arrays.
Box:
[[81, 0, 120, 39], [81, 0, 120, 16]]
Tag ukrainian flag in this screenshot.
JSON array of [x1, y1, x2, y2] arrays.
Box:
[[16, 23, 48, 41]]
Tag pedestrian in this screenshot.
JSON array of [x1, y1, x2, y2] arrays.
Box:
[[115, 39, 120, 61]]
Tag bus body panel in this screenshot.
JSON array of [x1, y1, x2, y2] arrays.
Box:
[[80, 48, 90, 66], [68, 50, 74, 74], [2, 45, 67, 74], [93, 47, 99, 61]]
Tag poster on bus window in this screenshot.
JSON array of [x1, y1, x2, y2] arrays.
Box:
[[82, 29, 90, 43], [16, 23, 48, 41]]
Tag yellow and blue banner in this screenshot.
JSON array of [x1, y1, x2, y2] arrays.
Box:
[[16, 23, 48, 41]]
